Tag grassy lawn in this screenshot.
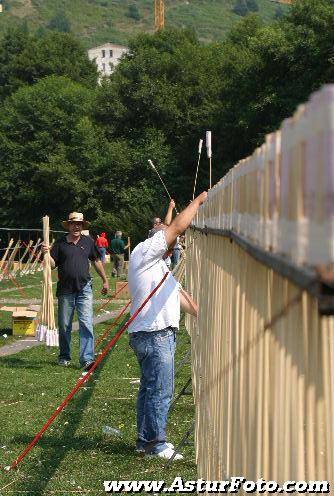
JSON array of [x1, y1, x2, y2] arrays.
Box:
[[0, 319, 195, 494], [0, 266, 124, 347], [0, 265, 196, 494]]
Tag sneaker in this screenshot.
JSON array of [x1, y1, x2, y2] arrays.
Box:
[[82, 360, 95, 372], [146, 446, 183, 460], [58, 359, 70, 367], [135, 442, 174, 454]]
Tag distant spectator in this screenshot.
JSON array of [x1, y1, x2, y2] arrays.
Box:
[[110, 231, 130, 277], [148, 216, 162, 238], [95, 232, 108, 265]]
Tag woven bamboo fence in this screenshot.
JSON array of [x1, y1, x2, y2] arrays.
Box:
[[186, 85, 334, 487]]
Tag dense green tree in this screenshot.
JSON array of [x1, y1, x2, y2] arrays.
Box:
[[232, 0, 249, 17], [0, 0, 334, 241], [246, 0, 259, 12], [214, 0, 334, 169], [47, 10, 71, 33], [93, 28, 222, 201], [0, 28, 97, 102], [127, 4, 141, 21], [274, 5, 284, 19], [0, 76, 174, 241]]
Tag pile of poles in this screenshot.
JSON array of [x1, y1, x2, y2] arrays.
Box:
[[36, 216, 58, 347], [0, 237, 44, 282]]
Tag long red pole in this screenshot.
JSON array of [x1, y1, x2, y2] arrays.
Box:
[[7, 272, 169, 471]]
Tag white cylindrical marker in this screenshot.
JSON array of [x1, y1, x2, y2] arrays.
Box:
[[206, 131, 212, 158], [148, 159, 156, 170], [198, 138, 203, 155]]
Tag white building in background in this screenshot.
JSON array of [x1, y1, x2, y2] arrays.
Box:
[[88, 43, 128, 77]]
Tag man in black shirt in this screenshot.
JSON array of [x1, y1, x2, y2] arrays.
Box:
[[43, 212, 109, 370]]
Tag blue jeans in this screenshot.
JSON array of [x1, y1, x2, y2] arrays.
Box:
[[171, 248, 180, 268], [129, 328, 176, 454], [98, 247, 106, 264], [58, 281, 94, 366]]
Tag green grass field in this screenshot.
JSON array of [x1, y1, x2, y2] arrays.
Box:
[[0, 0, 285, 48], [0, 267, 120, 347], [0, 269, 196, 494]]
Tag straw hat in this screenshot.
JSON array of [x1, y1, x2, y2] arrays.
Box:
[[62, 212, 90, 229]]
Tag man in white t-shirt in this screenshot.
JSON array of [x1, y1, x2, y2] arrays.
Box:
[[128, 191, 207, 460]]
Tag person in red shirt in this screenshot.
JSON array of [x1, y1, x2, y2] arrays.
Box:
[[95, 232, 108, 265]]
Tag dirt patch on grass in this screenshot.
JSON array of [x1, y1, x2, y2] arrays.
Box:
[[10, 0, 34, 18]]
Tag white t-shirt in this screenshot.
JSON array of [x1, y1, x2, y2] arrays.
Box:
[[128, 230, 180, 333]]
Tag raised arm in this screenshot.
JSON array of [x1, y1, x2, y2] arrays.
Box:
[[164, 199, 175, 226], [164, 191, 207, 247]]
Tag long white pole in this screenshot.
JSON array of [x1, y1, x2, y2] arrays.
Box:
[[193, 139, 203, 200], [206, 131, 212, 189], [148, 159, 179, 214]]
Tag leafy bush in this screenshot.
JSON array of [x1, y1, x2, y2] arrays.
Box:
[[232, 0, 249, 17], [47, 10, 71, 33], [127, 4, 140, 21], [246, 0, 259, 12]]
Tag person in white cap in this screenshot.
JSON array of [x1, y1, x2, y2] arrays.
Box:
[[128, 191, 207, 461], [42, 212, 109, 371]]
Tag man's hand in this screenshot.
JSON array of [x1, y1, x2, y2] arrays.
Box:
[[101, 280, 109, 295], [41, 243, 56, 268], [315, 263, 334, 286], [196, 191, 208, 205], [164, 199, 176, 226], [41, 243, 50, 254]]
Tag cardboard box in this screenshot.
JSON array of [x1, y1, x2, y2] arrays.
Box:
[[11, 310, 38, 336], [12, 312, 37, 336]]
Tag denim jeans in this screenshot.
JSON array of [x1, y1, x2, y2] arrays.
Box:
[[129, 327, 176, 454], [171, 248, 180, 268], [98, 247, 106, 264], [58, 281, 94, 366]]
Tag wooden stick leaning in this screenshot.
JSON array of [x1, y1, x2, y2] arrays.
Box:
[[21, 238, 41, 275], [14, 240, 33, 276], [36, 216, 58, 346], [0, 238, 14, 273], [29, 246, 43, 274], [1, 240, 21, 279], [7, 240, 21, 274]]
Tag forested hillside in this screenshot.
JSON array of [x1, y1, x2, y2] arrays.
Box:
[[0, 0, 283, 47], [0, 0, 332, 242]]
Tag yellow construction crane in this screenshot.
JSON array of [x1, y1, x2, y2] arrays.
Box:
[[154, 0, 164, 31]]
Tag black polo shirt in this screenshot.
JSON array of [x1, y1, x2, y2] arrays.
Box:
[[50, 235, 101, 296]]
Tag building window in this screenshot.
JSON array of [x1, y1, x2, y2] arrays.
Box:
[[102, 63, 106, 73], [102, 49, 105, 58], [109, 49, 113, 58]]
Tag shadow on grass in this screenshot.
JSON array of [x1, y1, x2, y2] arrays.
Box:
[[0, 357, 44, 369], [11, 350, 132, 494], [0, 328, 12, 335]]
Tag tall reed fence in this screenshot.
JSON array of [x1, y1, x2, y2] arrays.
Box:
[[186, 85, 334, 488]]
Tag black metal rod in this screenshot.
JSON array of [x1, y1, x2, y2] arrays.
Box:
[[0, 227, 65, 233]]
